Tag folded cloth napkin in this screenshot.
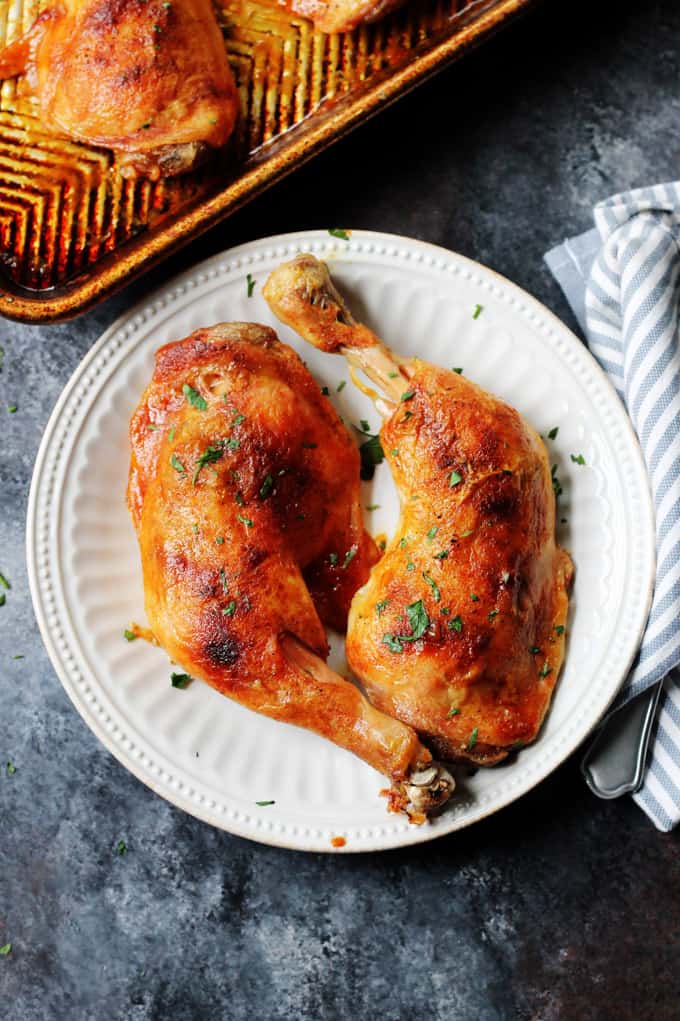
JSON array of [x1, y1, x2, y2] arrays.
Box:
[[545, 181, 680, 832]]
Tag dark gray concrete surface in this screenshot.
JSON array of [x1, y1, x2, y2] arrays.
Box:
[[1, 0, 679, 1017]]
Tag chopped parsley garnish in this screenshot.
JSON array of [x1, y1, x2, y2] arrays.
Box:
[[539, 662, 552, 678], [342, 545, 358, 569], [382, 634, 403, 654], [375, 599, 390, 615], [402, 410, 413, 421], [434, 550, 448, 559], [7, 404, 16, 413], [182, 383, 207, 411], [501, 570, 510, 583], [470, 593, 479, 602], [554, 624, 565, 636], [423, 572, 441, 602], [215, 536, 225, 544], [255, 799, 276, 806], [510, 740, 526, 751], [571, 453, 586, 465], [401, 600, 430, 641], [219, 567, 228, 593], [321, 386, 330, 396], [336, 380, 346, 392], [460, 529, 474, 538], [359, 433, 384, 480], [171, 672, 192, 689], [329, 553, 338, 566], [449, 470, 462, 487], [247, 273, 256, 297], [259, 474, 274, 499], [169, 425, 175, 442], [235, 490, 245, 506], [142, 121, 152, 130], [390, 449, 399, 456], [472, 304, 483, 320], [441, 607, 451, 615], [406, 561, 415, 572], [0, 594, 5, 607], [192, 523, 199, 533], [400, 390, 415, 402], [222, 600, 236, 617], [6, 761, 16, 775], [232, 413, 245, 427], [328, 228, 350, 240], [448, 615, 463, 632], [192, 444, 223, 484], [116, 840, 127, 856], [224, 437, 240, 450], [452, 367, 463, 374], [388, 371, 399, 379], [426, 526, 438, 541], [529, 645, 540, 654], [148, 424, 158, 431], [366, 503, 381, 511], [551, 464, 562, 498], [0, 573, 10, 590], [302, 442, 317, 449], [447, 706, 461, 717], [0, 943, 11, 956], [488, 609, 499, 621], [548, 427, 559, 440], [170, 453, 186, 475], [399, 537, 408, 548], [236, 513, 254, 528], [123, 629, 136, 642], [468, 726, 479, 748]]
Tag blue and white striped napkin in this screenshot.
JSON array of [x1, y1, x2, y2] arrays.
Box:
[[545, 181, 680, 832]]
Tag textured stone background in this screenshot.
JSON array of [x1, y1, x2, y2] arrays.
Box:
[[1, 0, 679, 1018]]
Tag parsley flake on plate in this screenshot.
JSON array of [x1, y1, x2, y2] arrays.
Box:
[[246, 273, 256, 297], [328, 228, 350, 240], [571, 453, 586, 465], [123, 629, 137, 642], [171, 672, 192, 689]]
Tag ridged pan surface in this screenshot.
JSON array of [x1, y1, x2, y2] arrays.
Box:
[[0, 0, 532, 319]]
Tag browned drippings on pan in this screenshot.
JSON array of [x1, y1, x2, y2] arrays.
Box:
[[0, 0, 534, 320]]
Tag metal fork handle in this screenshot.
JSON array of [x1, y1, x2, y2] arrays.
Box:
[[581, 682, 663, 799]]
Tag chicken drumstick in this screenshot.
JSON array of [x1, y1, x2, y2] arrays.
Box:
[[263, 255, 574, 765], [128, 322, 454, 816]]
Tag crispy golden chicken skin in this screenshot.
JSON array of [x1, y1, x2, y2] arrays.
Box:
[[0, 0, 238, 178], [264, 255, 574, 767], [127, 322, 455, 809], [288, 0, 404, 34]]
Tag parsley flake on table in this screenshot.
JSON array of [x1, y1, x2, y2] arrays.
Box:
[[171, 672, 192, 689], [246, 273, 256, 297], [423, 572, 441, 602], [6, 761, 17, 775], [0, 573, 10, 590], [328, 228, 350, 240], [0, 943, 11, 956], [571, 453, 586, 465], [182, 384, 207, 411], [116, 840, 127, 856], [7, 404, 16, 413]]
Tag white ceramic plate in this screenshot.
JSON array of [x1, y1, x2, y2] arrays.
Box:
[[27, 230, 655, 852]]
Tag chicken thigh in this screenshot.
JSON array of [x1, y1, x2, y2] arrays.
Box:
[[0, 0, 238, 178], [128, 322, 453, 815], [264, 255, 574, 765]]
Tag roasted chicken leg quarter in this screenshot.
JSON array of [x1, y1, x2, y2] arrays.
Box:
[[128, 322, 454, 817], [0, 0, 239, 178], [264, 255, 574, 765]]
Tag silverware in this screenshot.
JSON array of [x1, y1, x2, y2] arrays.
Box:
[[581, 682, 662, 799]]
